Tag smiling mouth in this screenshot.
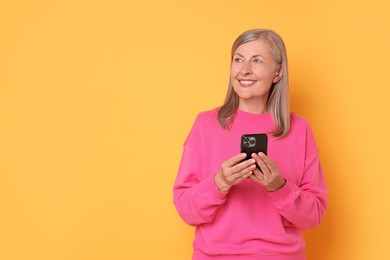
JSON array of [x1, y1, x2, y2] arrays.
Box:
[[239, 80, 257, 86]]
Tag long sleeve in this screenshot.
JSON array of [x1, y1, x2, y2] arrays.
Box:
[[173, 115, 227, 226], [268, 124, 328, 230], [172, 110, 328, 257]]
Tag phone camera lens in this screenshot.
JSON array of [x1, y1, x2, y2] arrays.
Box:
[[244, 137, 249, 142], [249, 139, 255, 145]]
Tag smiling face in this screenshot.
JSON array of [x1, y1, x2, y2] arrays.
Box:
[[230, 39, 282, 111]]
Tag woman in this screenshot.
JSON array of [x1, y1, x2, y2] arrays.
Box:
[[173, 29, 328, 259]]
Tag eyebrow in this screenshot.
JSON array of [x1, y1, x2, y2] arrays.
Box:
[[234, 53, 266, 59]]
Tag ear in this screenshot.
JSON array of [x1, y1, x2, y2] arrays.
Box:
[[273, 68, 283, 83]]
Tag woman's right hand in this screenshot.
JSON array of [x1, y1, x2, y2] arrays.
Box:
[[214, 153, 257, 192]]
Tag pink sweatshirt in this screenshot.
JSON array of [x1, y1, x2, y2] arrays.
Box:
[[173, 109, 328, 259]]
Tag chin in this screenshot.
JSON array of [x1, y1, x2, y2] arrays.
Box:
[[236, 94, 256, 100], [234, 88, 256, 98]]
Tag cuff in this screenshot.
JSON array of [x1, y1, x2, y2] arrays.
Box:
[[203, 175, 228, 202], [267, 179, 298, 203]]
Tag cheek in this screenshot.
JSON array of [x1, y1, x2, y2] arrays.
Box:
[[230, 65, 240, 78]]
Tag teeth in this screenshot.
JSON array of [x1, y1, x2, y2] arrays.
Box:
[[240, 80, 255, 84]]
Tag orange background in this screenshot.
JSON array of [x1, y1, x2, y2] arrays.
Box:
[[1, 1, 389, 259]]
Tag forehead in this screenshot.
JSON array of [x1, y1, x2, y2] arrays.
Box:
[[234, 39, 272, 57]]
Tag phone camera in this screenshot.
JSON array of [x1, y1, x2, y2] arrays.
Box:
[[243, 136, 256, 148]]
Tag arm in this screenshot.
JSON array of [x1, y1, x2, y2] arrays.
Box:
[[173, 115, 227, 226], [173, 145, 256, 226], [173, 144, 227, 226], [267, 151, 328, 230], [173, 113, 258, 226], [251, 123, 328, 230]]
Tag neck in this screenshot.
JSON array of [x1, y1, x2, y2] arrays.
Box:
[[238, 99, 268, 114]]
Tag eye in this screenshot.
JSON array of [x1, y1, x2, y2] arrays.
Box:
[[253, 58, 262, 64], [233, 57, 243, 63]]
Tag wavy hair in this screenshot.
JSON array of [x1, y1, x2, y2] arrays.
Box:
[[217, 29, 290, 138]]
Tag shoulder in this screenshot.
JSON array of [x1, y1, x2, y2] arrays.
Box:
[[289, 113, 318, 152], [187, 107, 220, 133], [184, 108, 220, 146], [287, 113, 316, 138], [290, 112, 312, 130], [196, 108, 219, 120], [193, 108, 219, 125]]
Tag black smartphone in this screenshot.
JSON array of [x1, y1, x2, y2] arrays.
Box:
[[240, 133, 268, 160]]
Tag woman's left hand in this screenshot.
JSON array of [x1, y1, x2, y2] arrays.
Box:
[[250, 152, 286, 192]]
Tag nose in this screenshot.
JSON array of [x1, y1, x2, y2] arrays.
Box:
[[240, 61, 252, 75]]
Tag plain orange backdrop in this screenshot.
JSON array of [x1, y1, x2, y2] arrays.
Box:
[[1, 1, 389, 259]]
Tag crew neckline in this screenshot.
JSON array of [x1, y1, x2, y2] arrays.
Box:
[[236, 108, 272, 118], [231, 108, 275, 131]]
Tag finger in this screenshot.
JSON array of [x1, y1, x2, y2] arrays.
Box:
[[249, 173, 262, 184], [231, 158, 256, 174], [224, 162, 255, 183], [252, 167, 263, 177], [251, 153, 271, 175], [223, 153, 248, 168], [239, 169, 255, 180], [227, 166, 255, 185], [252, 167, 265, 181], [257, 152, 279, 175], [230, 163, 256, 180]]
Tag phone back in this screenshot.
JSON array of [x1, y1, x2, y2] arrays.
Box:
[[240, 133, 268, 160]]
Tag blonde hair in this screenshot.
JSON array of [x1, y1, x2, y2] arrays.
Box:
[[217, 29, 290, 138]]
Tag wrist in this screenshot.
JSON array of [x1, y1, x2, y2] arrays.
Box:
[[267, 178, 287, 192], [214, 173, 230, 193]]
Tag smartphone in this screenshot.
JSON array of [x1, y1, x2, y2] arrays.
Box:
[[240, 133, 268, 160]]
